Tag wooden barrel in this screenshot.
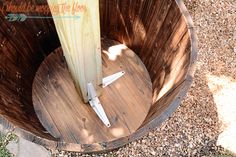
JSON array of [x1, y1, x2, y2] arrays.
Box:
[[0, 0, 197, 153]]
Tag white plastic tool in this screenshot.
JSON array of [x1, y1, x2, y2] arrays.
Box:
[[87, 71, 125, 127]]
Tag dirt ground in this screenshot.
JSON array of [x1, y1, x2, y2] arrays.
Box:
[[54, 0, 236, 156]]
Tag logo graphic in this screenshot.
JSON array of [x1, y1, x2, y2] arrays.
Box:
[[5, 13, 80, 22], [2, 2, 87, 22]]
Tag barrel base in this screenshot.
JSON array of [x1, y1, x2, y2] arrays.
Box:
[[32, 39, 152, 144]]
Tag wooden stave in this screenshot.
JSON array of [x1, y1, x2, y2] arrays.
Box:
[[0, 0, 197, 153]]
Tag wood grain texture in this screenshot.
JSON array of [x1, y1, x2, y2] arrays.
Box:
[[47, 0, 103, 102], [32, 39, 152, 144], [0, 0, 197, 153], [0, 0, 59, 140]]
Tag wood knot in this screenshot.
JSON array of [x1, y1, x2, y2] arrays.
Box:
[[82, 118, 86, 122]]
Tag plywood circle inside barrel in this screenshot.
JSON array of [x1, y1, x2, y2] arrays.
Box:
[[0, 0, 197, 153], [32, 39, 152, 144]]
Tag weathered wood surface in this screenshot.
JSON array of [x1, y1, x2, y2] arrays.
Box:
[[32, 39, 152, 144], [0, 0, 197, 153], [0, 0, 59, 140], [47, 0, 103, 102]]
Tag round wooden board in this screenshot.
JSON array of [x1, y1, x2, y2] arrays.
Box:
[[32, 39, 152, 144]]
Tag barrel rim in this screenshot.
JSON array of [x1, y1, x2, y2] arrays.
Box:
[[0, 0, 198, 153]]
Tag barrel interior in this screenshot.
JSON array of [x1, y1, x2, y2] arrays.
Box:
[[0, 0, 196, 152]]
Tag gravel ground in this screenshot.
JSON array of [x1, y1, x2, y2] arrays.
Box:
[[53, 0, 236, 156]]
